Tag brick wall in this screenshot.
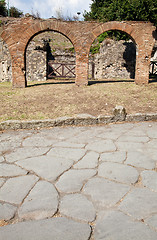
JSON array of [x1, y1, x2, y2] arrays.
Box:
[[0, 17, 156, 87]]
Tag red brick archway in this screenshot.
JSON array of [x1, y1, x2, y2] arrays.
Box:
[[1, 17, 156, 87]]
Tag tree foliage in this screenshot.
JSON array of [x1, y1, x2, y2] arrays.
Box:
[[84, 0, 157, 26], [0, 0, 23, 17], [0, 0, 7, 16]]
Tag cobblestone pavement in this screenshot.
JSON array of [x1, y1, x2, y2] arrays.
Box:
[[0, 121, 157, 239]]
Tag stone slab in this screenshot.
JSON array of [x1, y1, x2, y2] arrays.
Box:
[[60, 194, 96, 222], [47, 147, 86, 162], [85, 139, 116, 153], [98, 162, 139, 184], [0, 156, 4, 163], [0, 203, 17, 221], [0, 163, 27, 177], [0, 175, 39, 204], [83, 177, 130, 209], [94, 210, 157, 240], [17, 155, 74, 182], [145, 214, 157, 231], [74, 151, 99, 169], [0, 217, 91, 240], [126, 151, 155, 169], [141, 170, 157, 192], [18, 181, 59, 220], [56, 169, 96, 193], [119, 188, 157, 220], [100, 151, 126, 163], [4, 147, 50, 163]]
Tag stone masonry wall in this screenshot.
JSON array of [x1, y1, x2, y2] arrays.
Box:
[[0, 38, 12, 82]]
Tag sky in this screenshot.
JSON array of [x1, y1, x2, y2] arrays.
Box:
[[8, 0, 92, 19]]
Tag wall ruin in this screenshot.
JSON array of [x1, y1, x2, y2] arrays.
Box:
[[0, 17, 156, 87]]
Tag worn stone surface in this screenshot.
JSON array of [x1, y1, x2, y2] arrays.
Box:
[[94, 210, 157, 240], [17, 155, 74, 182], [18, 181, 58, 220], [60, 194, 96, 222], [56, 169, 96, 193], [5, 147, 50, 163], [98, 162, 139, 184], [0, 163, 27, 177], [119, 188, 157, 220], [145, 214, 157, 231], [126, 151, 155, 169], [74, 151, 99, 169], [0, 155, 4, 162], [83, 177, 130, 209], [0, 203, 17, 221], [0, 122, 157, 238], [141, 170, 157, 192], [0, 217, 91, 240], [0, 175, 38, 204], [85, 139, 116, 153], [100, 151, 126, 163]]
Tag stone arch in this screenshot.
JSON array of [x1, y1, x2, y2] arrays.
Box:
[[24, 28, 76, 85], [87, 23, 137, 81]]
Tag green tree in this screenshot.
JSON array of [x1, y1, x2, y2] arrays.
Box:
[[10, 6, 23, 17], [0, 0, 23, 17], [84, 0, 157, 26], [0, 0, 7, 16]]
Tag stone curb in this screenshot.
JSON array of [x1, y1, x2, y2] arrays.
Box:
[[0, 113, 157, 130]]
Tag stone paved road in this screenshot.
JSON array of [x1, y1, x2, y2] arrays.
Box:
[[0, 121, 157, 239]]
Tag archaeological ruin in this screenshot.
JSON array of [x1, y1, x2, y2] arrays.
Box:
[[0, 16, 156, 87]]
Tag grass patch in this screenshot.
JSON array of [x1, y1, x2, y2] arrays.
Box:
[[0, 80, 157, 122]]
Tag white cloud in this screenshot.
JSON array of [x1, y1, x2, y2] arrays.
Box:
[[9, 0, 92, 19]]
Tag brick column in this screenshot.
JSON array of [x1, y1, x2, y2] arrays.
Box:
[[75, 53, 89, 86], [135, 49, 151, 84], [11, 58, 26, 88]]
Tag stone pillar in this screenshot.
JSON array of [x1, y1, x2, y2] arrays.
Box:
[[75, 53, 88, 86]]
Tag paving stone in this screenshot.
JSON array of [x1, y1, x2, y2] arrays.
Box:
[[47, 147, 86, 162], [83, 177, 130, 209], [22, 135, 58, 147], [0, 217, 91, 240], [97, 130, 123, 140], [56, 169, 96, 193], [0, 140, 21, 153], [0, 178, 5, 187], [0, 203, 17, 221], [0, 175, 38, 204], [18, 181, 59, 220], [74, 151, 99, 169], [94, 210, 157, 240], [60, 194, 96, 222], [17, 155, 74, 181], [0, 163, 27, 177], [4, 147, 50, 163], [85, 139, 116, 153], [141, 170, 157, 192], [98, 162, 139, 184], [100, 151, 126, 163], [126, 151, 155, 169], [117, 135, 149, 143], [146, 140, 157, 149], [147, 129, 157, 139], [118, 188, 157, 220], [53, 141, 85, 148], [0, 156, 4, 162], [145, 214, 157, 231], [115, 141, 144, 151]]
